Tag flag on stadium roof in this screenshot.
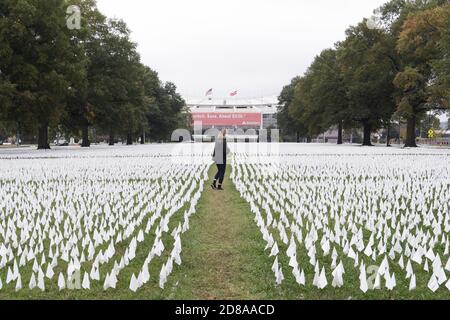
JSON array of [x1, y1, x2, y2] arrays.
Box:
[[230, 90, 238, 97], [205, 88, 213, 96]]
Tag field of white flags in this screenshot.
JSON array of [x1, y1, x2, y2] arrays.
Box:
[[0, 145, 211, 298], [1, 143, 450, 299], [231, 144, 450, 297]]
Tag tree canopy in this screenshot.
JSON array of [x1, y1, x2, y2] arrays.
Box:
[[278, 0, 449, 147], [0, 0, 187, 148]]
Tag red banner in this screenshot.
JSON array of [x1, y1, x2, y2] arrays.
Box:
[[192, 112, 261, 127]]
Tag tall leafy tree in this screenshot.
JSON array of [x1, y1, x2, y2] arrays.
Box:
[[139, 66, 161, 143], [120, 60, 146, 145], [0, 0, 86, 149], [290, 74, 328, 139], [298, 49, 349, 144], [337, 21, 397, 146], [148, 82, 185, 142], [87, 18, 140, 145], [61, 0, 107, 147], [1, 0, 188, 147], [379, 0, 448, 147], [0, 77, 15, 131], [277, 76, 309, 142], [397, 3, 450, 107]]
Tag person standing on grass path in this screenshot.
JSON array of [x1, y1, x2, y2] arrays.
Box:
[[211, 128, 230, 190]]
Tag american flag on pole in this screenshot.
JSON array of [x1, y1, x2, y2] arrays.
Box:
[[230, 90, 238, 97], [205, 88, 213, 96]]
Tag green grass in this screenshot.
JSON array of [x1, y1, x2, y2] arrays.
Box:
[[167, 165, 279, 299], [0, 177, 199, 300], [0, 166, 448, 300], [168, 166, 450, 300]]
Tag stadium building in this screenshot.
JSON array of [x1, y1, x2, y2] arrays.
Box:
[[186, 96, 278, 141]]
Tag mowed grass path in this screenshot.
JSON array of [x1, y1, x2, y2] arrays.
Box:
[[0, 165, 283, 300], [169, 166, 279, 299]]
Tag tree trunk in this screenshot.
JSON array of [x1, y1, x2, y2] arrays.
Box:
[[81, 124, 90, 147], [306, 136, 312, 143], [404, 115, 418, 148], [337, 121, 343, 145], [16, 123, 21, 146], [386, 123, 391, 147], [296, 132, 300, 143], [362, 122, 373, 146], [109, 133, 115, 146], [37, 124, 50, 150], [126, 133, 133, 145], [140, 134, 145, 145]]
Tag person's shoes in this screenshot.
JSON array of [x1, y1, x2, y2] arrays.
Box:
[[217, 185, 224, 190], [211, 183, 217, 190]]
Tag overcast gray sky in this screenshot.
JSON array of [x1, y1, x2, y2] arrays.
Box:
[[96, 0, 389, 99]]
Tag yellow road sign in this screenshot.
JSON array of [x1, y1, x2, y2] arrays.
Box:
[[428, 129, 435, 139]]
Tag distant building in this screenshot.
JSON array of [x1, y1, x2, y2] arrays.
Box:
[[186, 96, 278, 132], [186, 97, 278, 141]]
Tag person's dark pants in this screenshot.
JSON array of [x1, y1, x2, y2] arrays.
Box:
[[214, 164, 226, 185]]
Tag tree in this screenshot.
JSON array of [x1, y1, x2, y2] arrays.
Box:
[[280, 50, 350, 145], [277, 76, 309, 142], [424, 114, 441, 131], [87, 18, 141, 145], [379, 0, 449, 147], [299, 49, 349, 144], [431, 7, 450, 107], [1, 0, 189, 148], [61, 0, 107, 147], [397, 3, 450, 105], [289, 74, 330, 142], [139, 66, 161, 143], [0, 78, 15, 132], [149, 82, 186, 142], [0, 0, 86, 149], [283, 22, 397, 147], [337, 21, 397, 146]]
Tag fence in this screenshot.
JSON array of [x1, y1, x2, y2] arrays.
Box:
[[417, 138, 450, 147]]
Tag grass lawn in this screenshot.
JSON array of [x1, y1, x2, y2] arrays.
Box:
[[169, 166, 450, 300], [0, 165, 448, 300]]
